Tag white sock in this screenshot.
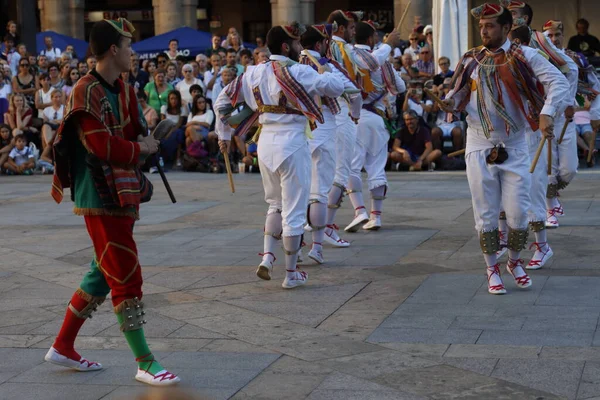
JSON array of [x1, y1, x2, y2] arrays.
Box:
[[498, 216, 508, 242], [484, 253, 502, 287], [263, 212, 282, 261], [534, 229, 547, 246], [546, 197, 559, 210], [326, 185, 344, 229], [283, 236, 302, 279], [370, 186, 386, 219], [507, 249, 521, 260], [347, 175, 365, 215], [309, 202, 326, 252], [483, 253, 498, 267]]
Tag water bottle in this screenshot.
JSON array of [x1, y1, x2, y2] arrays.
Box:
[[159, 157, 164, 169]]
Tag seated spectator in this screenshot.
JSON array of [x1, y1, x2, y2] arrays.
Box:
[[137, 91, 158, 132], [37, 55, 49, 74], [144, 68, 173, 114], [211, 66, 236, 106], [35, 73, 53, 112], [206, 34, 226, 56], [242, 141, 258, 171], [195, 55, 208, 80], [218, 50, 227, 67], [77, 61, 88, 76], [12, 56, 36, 111], [129, 52, 149, 94], [414, 45, 434, 81], [39, 88, 64, 171], [227, 32, 245, 55], [85, 55, 97, 71], [28, 55, 38, 74], [59, 61, 71, 80], [402, 81, 432, 121], [239, 49, 253, 71], [433, 57, 454, 86], [5, 93, 39, 148], [39, 36, 61, 61], [430, 78, 463, 152], [399, 54, 419, 82], [3, 133, 34, 175], [0, 68, 12, 99], [63, 68, 80, 98], [167, 39, 179, 60], [64, 44, 77, 61], [574, 100, 596, 167], [185, 94, 216, 153], [568, 19, 600, 58], [165, 61, 181, 86], [225, 48, 244, 76], [9, 43, 27, 78], [177, 64, 206, 108], [0, 123, 13, 171], [390, 110, 441, 171], [185, 84, 203, 113], [5, 21, 19, 50], [403, 33, 421, 62], [47, 62, 64, 89], [144, 59, 157, 83], [159, 90, 188, 169], [59, 53, 72, 71], [257, 49, 270, 64], [204, 54, 222, 101]]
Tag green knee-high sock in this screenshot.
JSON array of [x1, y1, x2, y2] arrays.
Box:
[[115, 312, 164, 375]]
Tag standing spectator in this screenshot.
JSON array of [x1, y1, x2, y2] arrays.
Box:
[[256, 36, 265, 48], [63, 68, 80, 98], [28, 55, 38, 74], [204, 53, 221, 101], [39, 36, 61, 61], [176, 63, 205, 108], [225, 48, 243, 76], [144, 68, 173, 114], [414, 44, 434, 80], [5, 93, 38, 147], [5, 21, 19, 47], [206, 34, 225, 56], [144, 59, 157, 83], [227, 33, 244, 55], [1, 36, 15, 64], [77, 61, 88, 76], [218, 50, 227, 67], [85, 55, 97, 71], [59, 62, 71, 80], [239, 49, 253, 71], [47, 62, 64, 89], [433, 56, 454, 86], [64, 44, 77, 60], [35, 73, 53, 112], [256, 49, 270, 63], [12, 57, 37, 111], [390, 110, 441, 171], [10, 43, 27, 77], [4, 134, 34, 175], [137, 91, 158, 132], [211, 66, 235, 106], [38, 55, 49, 74], [129, 53, 149, 94], [0, 123, 13, 171], [39, 88, 64, 168], [399, 53, 419, 82], [165, 61, 181, 86], [59, 53, 72, 68], [159, 90, 188, 169], [424, 25, 434, 51], [185, 94, 216, 152], [221, 27, 239, 48], [167, 39, 179, 60], [567, 19, 600, 58], [195, 54, 208, 79], [156, 53, 169, 70], [404, 33, 421, 62]]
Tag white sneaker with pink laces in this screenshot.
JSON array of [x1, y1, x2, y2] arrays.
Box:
[[282, 270, 308, 289], [324, 224, 350, 247]]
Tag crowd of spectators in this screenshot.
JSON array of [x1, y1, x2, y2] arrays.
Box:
[[0, 18, 598, 176]]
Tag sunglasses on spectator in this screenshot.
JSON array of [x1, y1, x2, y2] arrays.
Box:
[[49, 67, 58, 71], [421, 51, 430, 54], [183, 69, 192, 73], [439, 62, 450, 65], [20, 63, 29, 67], [409, 38, 417, 41]]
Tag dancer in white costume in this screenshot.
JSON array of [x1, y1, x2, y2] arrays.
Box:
[[344, 20, 406, 232], [444, 3, 568, 295], [299, 24, 362, 264], [323, 10, 401, 244], [215, 23, 344, 289]]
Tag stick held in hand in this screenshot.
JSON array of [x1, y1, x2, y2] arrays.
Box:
[[529, 137, 546, 174], [151, 119, 177, 203], [223, 151, 235, 194]]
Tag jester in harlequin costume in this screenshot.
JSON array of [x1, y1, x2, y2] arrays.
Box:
[[298, 23, 362, 264], [44, 18, 180, 386]]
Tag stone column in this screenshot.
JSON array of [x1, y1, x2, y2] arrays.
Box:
[[394, 0, 430, 38], [271, 0, 301, 26], [182, 0, 198, 29], [300, 0, 315, 25], [153, 0, 183, 35], [68, 0, 85, 39], [38, 0, 70, 35]]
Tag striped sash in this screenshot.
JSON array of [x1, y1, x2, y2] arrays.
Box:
[[299, 54, 341, 115]]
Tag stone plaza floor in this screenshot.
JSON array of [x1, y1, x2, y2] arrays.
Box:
[[2, 168, 600, 399]]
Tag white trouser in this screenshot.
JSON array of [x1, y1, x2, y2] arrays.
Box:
[[466, 127, 531, 232], [333, 115, 357, 188], [259, 144, 311, 237], [526, 129, 548, 223], [310, 135, 337, 203], [549, 115, 578, 186], [350, 111, 388, 190]]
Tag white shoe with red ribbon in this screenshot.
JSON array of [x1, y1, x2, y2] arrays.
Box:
[[487, 263, 507, 295], [545, 208, 560, 229], [282, 269, 308, 289], [135, 368, 181, 386], [44, 346, 103, 371], [324, 224, 350, 247], [526, 242, 553, 270], [506, 258, 532, 289]]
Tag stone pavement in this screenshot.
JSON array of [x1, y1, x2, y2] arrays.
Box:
[[2, 168, 600, 399]]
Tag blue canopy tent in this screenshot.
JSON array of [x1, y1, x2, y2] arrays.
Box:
[[132, 27, 213, 59], [36, 31, 88, 59]]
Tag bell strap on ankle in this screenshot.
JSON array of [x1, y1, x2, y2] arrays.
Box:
[[286, 269, 307, 279], [371, 211, 381, 216], [258, 252, 276, 262], [313, 242, 322, 246], [326, 224, 339, 230], [486, 263, 504, 291]]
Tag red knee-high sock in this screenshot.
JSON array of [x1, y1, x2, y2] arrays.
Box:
[[53, 291, 91, 361]]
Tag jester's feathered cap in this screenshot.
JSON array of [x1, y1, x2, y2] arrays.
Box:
[[498, 0, 525, 10], [104, 18, 135, 37], [281, 22, 306, 40], [471, 3, 504, 19], [543, 20, 564, 32], [310, 23, 338, 39]]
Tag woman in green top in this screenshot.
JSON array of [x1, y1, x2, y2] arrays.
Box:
[[143, 68, 172, 114]]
